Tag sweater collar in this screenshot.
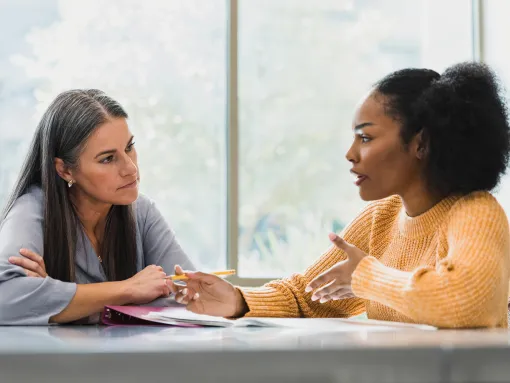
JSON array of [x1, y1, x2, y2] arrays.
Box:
[[398, 195, 460, 238]]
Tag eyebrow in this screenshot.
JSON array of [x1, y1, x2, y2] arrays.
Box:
[[94, 135, 134, 159], [354, 122, 374, 132]]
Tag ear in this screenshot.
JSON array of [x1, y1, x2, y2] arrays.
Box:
[[411, 130, 427, 160], [54, 158, 74, 183]]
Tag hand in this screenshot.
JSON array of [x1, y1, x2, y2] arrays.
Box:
[[8, 248, 48, 278], [168, 265, 199, 304], [184, 272, 247, 317], [123, 265, 172, 305], [305, 233, 367, 303]]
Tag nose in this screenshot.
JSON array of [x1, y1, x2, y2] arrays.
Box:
[[120, 153, 137, 177], [345, 140, 359, 164]]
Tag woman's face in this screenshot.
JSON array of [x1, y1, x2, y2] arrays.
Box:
[[346, 92, 423, 201], [69, 117, 140, 206]]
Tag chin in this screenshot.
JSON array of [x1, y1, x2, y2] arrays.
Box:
[[114, 189, 139, 205], [359, 188, 389, 202]]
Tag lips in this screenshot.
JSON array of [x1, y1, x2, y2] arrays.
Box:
[[350, 169, 368, 186], [119, 179, 138, 189]]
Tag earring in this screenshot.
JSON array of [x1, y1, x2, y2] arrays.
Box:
[[68, 180, 74, 188]]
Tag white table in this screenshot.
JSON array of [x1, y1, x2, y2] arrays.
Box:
[[1, 325, 510, 383]]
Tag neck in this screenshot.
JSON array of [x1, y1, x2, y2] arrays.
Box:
[[69, 189, 112, 239], [399, 180, 444, 217]]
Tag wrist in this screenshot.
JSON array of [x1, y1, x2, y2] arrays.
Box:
[[233, 288, 249, 318], [113, 280, 133, 305]]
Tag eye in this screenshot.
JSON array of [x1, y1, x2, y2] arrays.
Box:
[[126, 142, 135, 152], [360, 135, 371, 143], [100, 155, 114, 164]]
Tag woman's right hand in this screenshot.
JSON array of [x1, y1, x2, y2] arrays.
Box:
[[184, 272, 248, 318], [123, 265, 172, 305]]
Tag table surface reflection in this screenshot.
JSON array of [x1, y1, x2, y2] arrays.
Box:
[[2, 325, 510, 383]]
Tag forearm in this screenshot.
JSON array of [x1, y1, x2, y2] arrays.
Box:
[[240, 246, 365, 318], [49, 281, 131, 323], [352, 256, 507, 328]]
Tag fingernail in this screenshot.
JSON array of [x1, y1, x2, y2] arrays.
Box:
[[182, 288, 188, 295], [328, 233, 338, 240], [311, 295, 318, 301], [8, 257, 15, 263], [19, 248, 26, 253], [193, 293, 199, 300], [320, 297, 328, 304], [305, 286, 312, 293]]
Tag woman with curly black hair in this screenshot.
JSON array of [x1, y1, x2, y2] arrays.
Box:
[[176, 62, 510, 328]]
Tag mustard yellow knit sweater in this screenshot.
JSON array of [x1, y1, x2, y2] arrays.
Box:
[[239, 192, 510, 328]]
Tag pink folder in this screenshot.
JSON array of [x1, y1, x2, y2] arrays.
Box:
[[102, 305, 198, 327]]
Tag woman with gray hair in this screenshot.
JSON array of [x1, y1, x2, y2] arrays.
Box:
[[0, 89, 195, 324]]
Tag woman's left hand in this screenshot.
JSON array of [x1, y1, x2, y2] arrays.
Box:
[[305, 233, 367, 303], [8, 248, 48, 278]]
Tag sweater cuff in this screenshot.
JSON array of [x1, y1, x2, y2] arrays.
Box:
[[237, 286, 299, 318], [351, 256, 410, 309]]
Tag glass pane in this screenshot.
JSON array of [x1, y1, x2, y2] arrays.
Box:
[[238, 0, 473, 278], [0, 0, 226, 270], [483, 0, 510, 216]]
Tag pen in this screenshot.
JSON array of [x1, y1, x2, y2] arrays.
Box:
[[165, 269, 236, 281]]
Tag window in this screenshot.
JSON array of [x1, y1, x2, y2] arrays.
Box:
[[481, 0, 510, 216], [0, 0, 227, 271], [237, 0, 473, 278], [0, 0, 480, 284]]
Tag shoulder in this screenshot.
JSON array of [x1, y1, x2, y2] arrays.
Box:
[[132, 192, 156, 224], [6, 186, 44, 219], [446, 191, 509, 234], [449, 191, 507, 219]]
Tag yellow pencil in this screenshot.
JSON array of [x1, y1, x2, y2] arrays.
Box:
[[165, 269, 236, 281]]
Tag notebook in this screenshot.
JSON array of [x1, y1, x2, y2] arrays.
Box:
[[102, 305, 436, 331]]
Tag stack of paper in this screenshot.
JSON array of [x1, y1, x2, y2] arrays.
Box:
[[142, 310, 436, 331]]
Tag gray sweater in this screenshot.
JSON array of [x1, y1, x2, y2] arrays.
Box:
[[0, 186, 194, 325]]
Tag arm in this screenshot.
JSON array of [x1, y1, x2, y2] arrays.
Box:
[[140, 196, 195, 272], [239, 202, 379, 318], [48, 282, 130, 323], [0, 192, 80, 325], [0, 191, 168, 324], [351, 194, 510, 328]]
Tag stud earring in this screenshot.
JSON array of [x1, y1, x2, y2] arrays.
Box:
[[68, 180, 74, 188]]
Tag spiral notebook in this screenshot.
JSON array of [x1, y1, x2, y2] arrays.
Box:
[[102, 305, 436, 331]]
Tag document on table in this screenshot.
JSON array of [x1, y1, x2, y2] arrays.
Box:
[[142, 309, 436, 331]]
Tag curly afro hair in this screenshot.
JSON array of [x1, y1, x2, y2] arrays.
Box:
[[374, 62, 510, 196]]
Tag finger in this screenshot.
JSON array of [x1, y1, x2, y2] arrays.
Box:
[[174, 287, 188, 304], [311, 280, 343, 301], [328, 233, 357, 255], [311, 280, 349, 301], [23, 269, 42, 278], [185, 271, 219, 284], [167, 280, 185, 294], [9, 256, 43, 275], [176, 286, 197, 304], [19, 248, 44, 266], [305, 270, 336, 293], [174, 264, 185, 275], [319, 294, 333, 304], [160, 280, 171, 297], [331, 289, 355, 300], [186, 297, 205, 314], [328, 233, 354, 253]]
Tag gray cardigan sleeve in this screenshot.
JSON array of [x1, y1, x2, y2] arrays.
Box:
[[137, 195, 195, 274], [0, 190, 77, 325]]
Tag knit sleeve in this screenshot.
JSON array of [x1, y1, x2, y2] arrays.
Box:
[[238, 201, 378, 318], [351, 193, 510, 328]]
